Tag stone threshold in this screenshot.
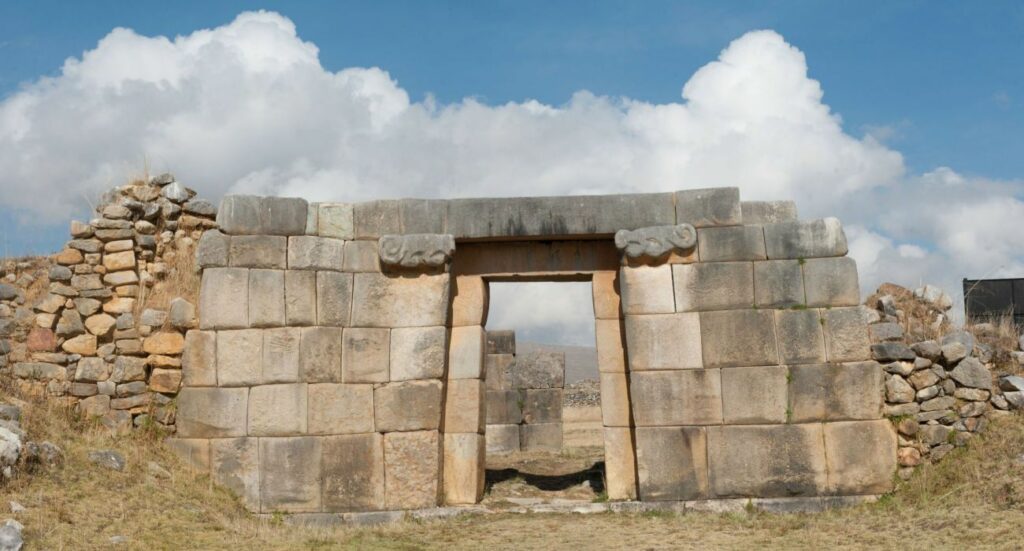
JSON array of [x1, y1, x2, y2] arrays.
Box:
[[269, 494, 880, 527]]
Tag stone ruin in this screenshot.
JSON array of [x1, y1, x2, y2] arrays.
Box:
[[483, 330, 566, 454], [164, 186, 899, 515]]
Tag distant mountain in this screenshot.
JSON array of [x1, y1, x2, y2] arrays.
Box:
[[516, 341, 597, 384]]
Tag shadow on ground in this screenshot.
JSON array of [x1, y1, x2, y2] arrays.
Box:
[[485, 461, 607, 494]]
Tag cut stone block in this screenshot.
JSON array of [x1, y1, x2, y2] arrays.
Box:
[[351, 273, 451, 328], [389, 326, 447, 381], [619, 265, 675, 315], [176, 387, 248, 438], [822, 420, 896, 495], [318, 202, 355, 240], [354, 200, 402, 239], [591, 270, 622, 320], [699, 309, 778, 368], [342, 327, 390, 383], [753, 260, 805, 308], [599, 372, 631, 427], [443, 433, 485, 505], [196, 229, 229, 268], [822, 306, 871, 362], [675, 187, 741, 228], [448, 325, 485, 380], [305, 202, 318, 235], [512, 351, 565, 389], [374, 380, 443, 432], [451, 276, 488, 327], [486, 390, 523, 425], [740, 200, 798, 224], [673, 262, 754, 312], [708, 424, 827, 498], [316, 271, 353, 327], [307, 383, 375, 434], [697, 226, 767, 262], [629, 369, 722, 426], [383, 430, 440, 510], [102, 250, 136, 272], [720, 366, 788, 424], [216, 329, 263, 387], [763, 218, 848, 259], [287, 236, 345, 271], [624, 313, 702, 370], [167, 438, 211, 474], [322, 433, 385, 512], [248, 269, 285, 328], [342, 240, 381, 272], [284, 270, 316, 326], [199, 268, 249, 330], [789, 362, 883, 422], [603, 427, 638, 500], [486, 424, 520, 454], [210, 437, 260, 511], [260, 436, 322, 512], [247, 384, 307, 436], [299, 327, 343, 383], [399, 198, 448, 234], [229, 235, 287, 269], [485, 330, 516, 355], [634, 426, 708, 501], [520, 423, 562, 452], [595, 319, 627, 373], [444, 379, 485, 434], [262, 327, 300, 383], [803, 257, 860, 307], [484, 353, 515, 390], [217, 195, 262, 235], [261, 197, 309, 236], [522, 388, 563, 424], [775, 309, 826, 364]]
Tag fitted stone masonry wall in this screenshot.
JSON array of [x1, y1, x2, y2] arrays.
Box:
[[171, 188, 897, 514]]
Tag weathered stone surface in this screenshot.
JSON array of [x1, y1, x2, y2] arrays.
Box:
[[803, 257, 860, 307], [79, 394, 110, 416], [300, 327, 342, 383], [260, 436, 322, 512], [288, 236, 344, 271], [102, 270, 138, 287], [822, 420, 896, 495], [885, 375, 915, 403], [790, 362, 883, 422], [486, 390, 523, 425], [196, 230, 230, 268], [720, 366, 788, 424], [56, 309, 85, 337], [216, 329, 262, 386], [599, 372, 631, 427], [672, 262, 754, 312], [443, 433, 485, 505], [630, 369, 722, 426], [351, 272, 450, 328], [448, 325, 485, 380], [822, 307, 871, 362], [398, 198, 448, 234], [322, 433, 385, 511], [699, 309, 778, 368], [763, 218, 848, 259], [911, 340, 942, 360], [625, 313, 703, 370], [595, 318, 627, 374], [675, 187, 741, 228], [74, 357, 109, 382], [111, 356, 146, 383], [635, 426, 708, 501], [740, 200, 798, 224], [614, 224, 697, 259], [167, 438, 211, 473], [317, 203, 355, 240], [512, 351, 565, 389], [26, 328, 57, 352], [486, 424, 520, 454], [775, 309, 826, 364], [353, 200, 401, 239], [591, 271, 622, 320], [520, 423, 563, 452], [258, 197, 308, 236], [375, 380, 443, 432], [182, 330, 217, 386], [603, 427, 638, 500], [342, 240, 381, 272], [62, 334, 97, 356], [102, 251, 136, 272], [451, 276, 488, 327], [261, 327, 299, 384], [949, 357, 991, 389], [316, 271, 353, 327], [248, 384, 307, 436], [619, 266, 675, 315], [149, 368, 182, 393], [383, 430, 440, 509], [485, 329, 516, 355], [868, 322, 904, 343], [871, 342, 915, 362], [143, 332, 185, 355], [941, 342, 967, 364], [444, 379, 485, 433], [199, 268, 249, 329], [521, 388, 563, 424], [697, 226, 767, 262], [176, 387, 248, 438], [378, 234, 455, 268], [229, 235, 287, 269], [707, 424, 827, 498], [484, 353, 514, 390], [342, 328, 390, 383], [284, 270, 316, 326], [102, 297, 135, 315], [307, 384, 374, 434]]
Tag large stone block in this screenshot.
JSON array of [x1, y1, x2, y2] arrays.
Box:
[[707, 424, 828, 498], [599, 372, 631, 427], [740, 200, 798, 224], [675, 187, 741, 228], [486, 390, 523, 425], [217, 195, 262, 235], [591, 271, 622, 320], [775, 309, 826, 364], [248, 384, 307, 436], [763, 218, 848, 259], [512, 351, 565, 389], [615, 224, 697, 261], [199, 268, 249, 329], [217, 329, 263, 386], [307, 383, 375, 434], [619, 266, 675, 315], [486, 424, 520, 454], [248, 269, 285, 327], [398, 198, 448, 234], [485, 330, 516, 355], [350, 273, 450, 327], [595, 319, 627, 373], [624, 313, 703, 370], [673, 262, 754, 311], [383, 430, 441, 510], [196, 229, 229, 268], [629, 370, 722, 426], [287, 236, 344, 271], [261, 197, 309, 236], [451, 276, 488, 327], [299, 327, 342, 383], [520, 423, 562, 452], [378, 234, 455, 269], [821, 307, 871, 362], [449, 325, 485, 380], [374, 380, 443, 432], [259, 436, 322, 512], [443, 433, 485, 505], [210, 437, 260, 511], [229, 235, 287, 269], [697, 226, 767, 262], [484, 353, 514, 390], [262, 327, 300, 383], [322, 433, 385, 511], [284, 270, 316, 326], [789, 362, 883, 422], [700, 309, 778, 368], [342, 240, 381, 272], [822, 420, 896, 495], [317, 202, 355, 240], [634, 426, 708, 501], [603, 427, 638, 500], [341, 327, 390, 383], [444, 379, 485, 434], [167, 438, 211, 474], [354, 200, 402, 239], [177, 387, 248, 438], [389, 326, 446, 381], [753, 260, 805, 308], [316, 271, 353, 327], [803, 257, 860, 307], [521, 388, 562, 424], [720, 366, 788, 424]]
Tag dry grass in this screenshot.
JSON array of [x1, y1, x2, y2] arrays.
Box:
[[2, 387, 1024, 550], [136, 237, 200, 318]]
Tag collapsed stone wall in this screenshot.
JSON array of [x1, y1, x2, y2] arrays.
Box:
[[483, 330, 566, 454]]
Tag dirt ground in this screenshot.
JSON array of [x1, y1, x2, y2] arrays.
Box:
[[484, 447, 606, 503]]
